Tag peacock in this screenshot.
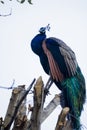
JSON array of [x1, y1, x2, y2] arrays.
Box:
[[30, 24, 86, 130]]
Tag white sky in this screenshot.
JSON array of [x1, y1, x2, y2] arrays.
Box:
[[0, 0, 87, 129]]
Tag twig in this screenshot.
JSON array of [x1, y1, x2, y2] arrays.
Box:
[[0, 79, 15, 90]]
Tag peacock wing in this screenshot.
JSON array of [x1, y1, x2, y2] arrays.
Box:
[[42, 37, 78, 81], [54, 37, 78, 76]]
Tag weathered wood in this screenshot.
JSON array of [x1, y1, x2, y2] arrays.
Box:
[[12, 86, 27, 130], [1, 77, 73, 130], [30, 76, 44, 130], [0, 117, 4, 130], [4, 85, 25, 129], [4, 79, 35, 130], [12, 115, 27, 130], [41, 94, 60, 123], [26, 95, 60, 129], [62, 121, 72, 130], [55, 107, 70, 130]]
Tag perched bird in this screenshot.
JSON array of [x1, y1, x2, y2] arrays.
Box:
[[31, 25, 86, 130]]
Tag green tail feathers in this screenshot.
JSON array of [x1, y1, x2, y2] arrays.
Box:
[[61, 67, 86, 130]]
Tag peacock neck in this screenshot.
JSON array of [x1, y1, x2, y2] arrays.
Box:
[[31, 34, 46, 56]]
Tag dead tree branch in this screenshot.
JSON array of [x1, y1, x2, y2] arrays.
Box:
[[0, 79, 15, 89], [4, 79, 35, 130], [0, 76, 73, 130], [41, 94, 60, 123], [30, 76, 44, 130], [55, 107, 72, 130]]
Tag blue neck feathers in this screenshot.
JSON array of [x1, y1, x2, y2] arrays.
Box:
[[31, 33, 46, 55]]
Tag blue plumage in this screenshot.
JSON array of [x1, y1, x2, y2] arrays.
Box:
[[31, 26, 86, 130], [31, 34, 46, 55]]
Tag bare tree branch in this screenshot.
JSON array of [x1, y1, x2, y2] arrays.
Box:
[[0, 79, 15, 89], [0, 8, 12, 17]]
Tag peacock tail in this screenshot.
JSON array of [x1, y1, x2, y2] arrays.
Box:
[[61, 67, 86, 130]]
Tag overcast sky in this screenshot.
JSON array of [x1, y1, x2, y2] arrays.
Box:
[[0, 0, 87, 129]]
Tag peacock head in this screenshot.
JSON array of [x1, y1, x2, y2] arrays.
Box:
[[39, 24, 50, 34], [31, 24, 50, 55]]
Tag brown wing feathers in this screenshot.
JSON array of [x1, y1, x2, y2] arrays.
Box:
[[59, 46, 78, 76], [49, 37, 78, 76], [42, 40, 64, 81]]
